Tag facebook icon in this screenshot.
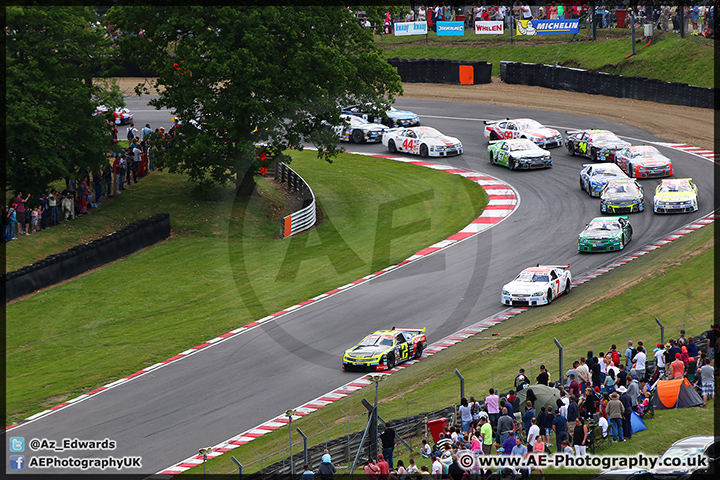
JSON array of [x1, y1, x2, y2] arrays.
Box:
[[10, 455, 25, 470]]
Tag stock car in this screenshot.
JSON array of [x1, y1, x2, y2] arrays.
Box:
[[579, 163, 628, 197], [488, 138, 552, 170], [650, 435, 720, 480], [483, 118, 563, 148], [614, 145, 674, 178], [600, 178, 645, 214], [342, 328, 427, 371], [332, 114, 389, 143], [94, 105, 133, 125], [382, 126, 463, 157], [501, 265, 572, 307], [653, 178, 699, 214], [578, 216, 633, 252], [341, 104, 420, 128], [565, 129, 630, 161]]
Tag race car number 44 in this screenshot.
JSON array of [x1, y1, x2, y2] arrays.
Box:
[[403, 139, 414, 149]]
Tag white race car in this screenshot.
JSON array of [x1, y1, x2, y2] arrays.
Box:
[[614, 145, 674, 179], [484, 118, 563, 148], [653, 178, 699, 214], [94, 105, 133, 125], [501, 265, 572, 307], [382, 126, 463, 157], [333, 114, 389, 143]]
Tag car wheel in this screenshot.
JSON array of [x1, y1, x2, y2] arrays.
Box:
[[420, 144, 429, 158], [580, 178, 585, 192], [387, 353, 396, 369], [590, 147, 598, 161], [628, 225, 633, 239], [414, 344, 423, 359], [490, 132, 498, 141], [351, 129, 364, 144], [388, 139, 397, 153], [564, 281, 571, 295], [508, 158, 516, 170], [546, 289, 553, 304], [489, 152, 495, 164], [567, 142, 576, 155], [628, 163, 635, 177]]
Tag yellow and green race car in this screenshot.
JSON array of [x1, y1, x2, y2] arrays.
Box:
[[342, 328, 427, 371]]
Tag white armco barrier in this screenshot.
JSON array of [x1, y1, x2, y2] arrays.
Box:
[[276, 162, 316, 238]]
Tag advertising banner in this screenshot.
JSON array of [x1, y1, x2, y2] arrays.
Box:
[[474, 21, 504, 34], [436, 21, 465, 36], [393, 21, 428, 36], [516, 19, 580, 35]]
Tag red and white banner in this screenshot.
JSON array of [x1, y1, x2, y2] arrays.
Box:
[[475, 21, 504, 34]]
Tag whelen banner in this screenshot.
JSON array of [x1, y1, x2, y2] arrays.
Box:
[[436, 21, 465, 36], [393, 21, 428, 36], [516, 19, 580, 35], [475, 21, 504, 34]]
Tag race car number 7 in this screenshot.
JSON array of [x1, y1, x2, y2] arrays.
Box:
[[402, 138, 414, 149]]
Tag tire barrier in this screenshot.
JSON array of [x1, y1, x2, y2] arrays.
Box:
[[275, 163, 316, 238], [386, 57, 492, 85], [4, 213, 171, 302], [500, 61, 714, 109]]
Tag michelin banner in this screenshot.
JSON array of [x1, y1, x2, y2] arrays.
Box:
[[436, 21, 465, 36], [475, 21, 504, 34], [516, 19, 580, 35], [394, 21, 428, 36]]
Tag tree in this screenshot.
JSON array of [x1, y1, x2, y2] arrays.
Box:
[[6, 6, 123, 198], [105, 5, 404, 195]]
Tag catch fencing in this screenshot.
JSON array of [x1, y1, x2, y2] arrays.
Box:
[[500, 61, 714, 109], [275, 162, 316, 238]]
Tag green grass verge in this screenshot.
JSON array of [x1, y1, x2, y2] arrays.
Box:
[[5, 150, 487, 425], [379, 35, 714, 88], [184, 222, 714, 475]]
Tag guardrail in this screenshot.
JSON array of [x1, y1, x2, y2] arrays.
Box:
[[275, 162, 317, 238], [500, 61, 714, 109]]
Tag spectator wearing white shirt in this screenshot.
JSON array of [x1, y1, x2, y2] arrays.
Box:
[[633, 347, 647, 382], [526, 417, 540, 452]]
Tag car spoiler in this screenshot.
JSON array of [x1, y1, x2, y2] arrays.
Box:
[[565, 130, 582, 135], [484, 118, 509, 125], [537, 264, 570, 270], [392, 327, 426, 333]]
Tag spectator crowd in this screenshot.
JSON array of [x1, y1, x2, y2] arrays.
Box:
[[4, 120, 165, 244]]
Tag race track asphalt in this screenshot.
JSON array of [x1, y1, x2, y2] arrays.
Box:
[[7, 97, 716, 475]]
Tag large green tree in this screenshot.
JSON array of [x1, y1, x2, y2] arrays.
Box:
[[105, 5, 404, 194], [6, 6, 123, 197]]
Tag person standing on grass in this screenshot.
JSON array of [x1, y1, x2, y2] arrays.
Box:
[[572, 417, 588, 456], [15, 191, 30, 235], [536, 365, 550, 386], [479, 416, 493, 455], [697, 358, 714, 407], [617, 385, 632, 441], [379, 422, 396, 469], [485, 388, 500, 433], [551, 408, 567, 453], [670, 353, 685, 379], [6, 203, 18, 241], [48, 191, 59, 226], [607, 390, 624, 442], [458, 398, 473, 436], [38, 193, 48, 230]]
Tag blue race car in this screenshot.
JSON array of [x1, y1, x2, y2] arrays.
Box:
[[579, 163, 628, 197]]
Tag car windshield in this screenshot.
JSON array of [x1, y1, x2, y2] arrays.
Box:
[[658, 445, 707, 466], [588, 222, 620, 232], [358, 335, 393, 347], [592, 133, 620, 142], [517, 272, 550, 282], [660, 183, 692, 193], [630, 147, 660, 157], [349, 117, 371, 126], [516, 120, 543, 130], [606, 183, 640, 195], [509, 142, 535, 151], [415, 127, 442, 139], [595, 168, 622, 177]]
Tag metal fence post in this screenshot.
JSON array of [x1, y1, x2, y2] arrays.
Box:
[[297, 427, 308, 466], [655, 317, 664, 345], [454, 369, 464, 399], [554, 338, 563, 385], [232, 456, 243, 480]]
